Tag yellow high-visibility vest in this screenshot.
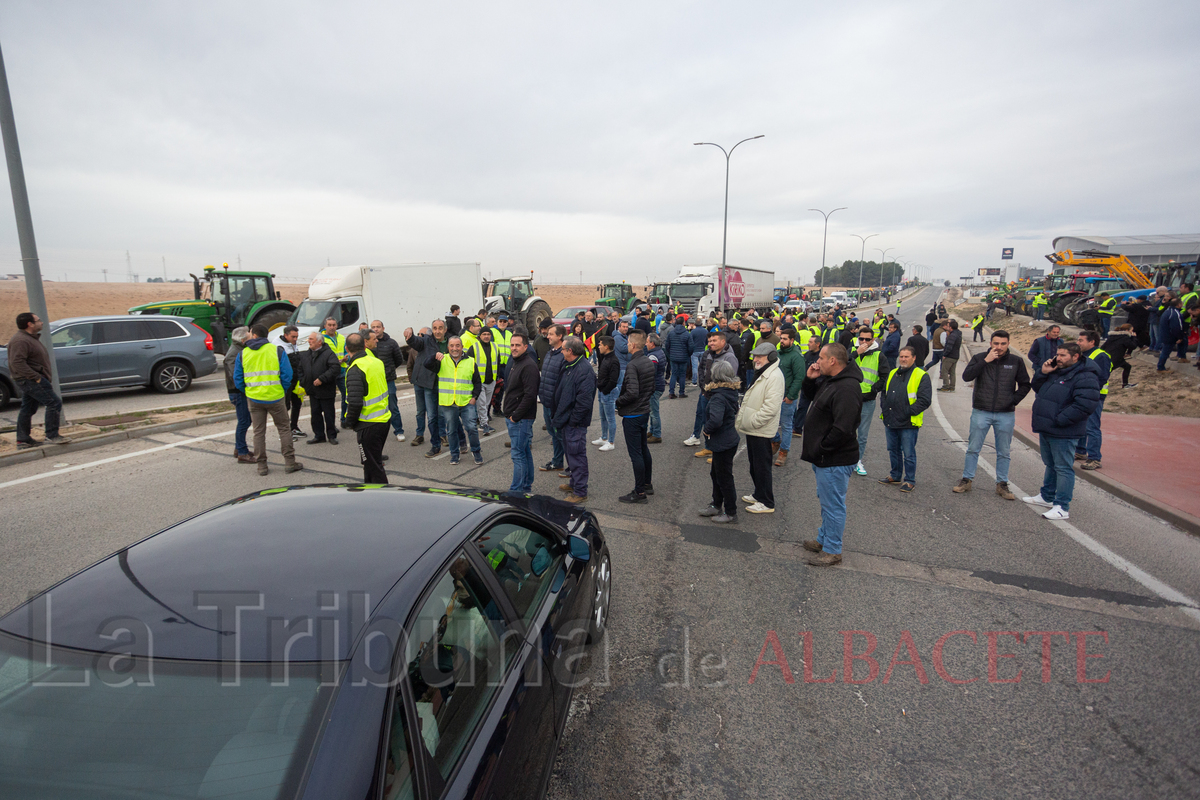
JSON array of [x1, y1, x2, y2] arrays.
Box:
[[437, 354, 476, 407], [322, 331, 347, 370], [241, 345, 285, 403], [348, 351, 392, 424], [1087, 348, 1110, 397], [471, 339, 501, 381], [883, 367, 927, 427], [1098, 298, 1116, 317], [460, 330, 479, 355], [494, 328, 512, 363], [857, 351, 883, 394]]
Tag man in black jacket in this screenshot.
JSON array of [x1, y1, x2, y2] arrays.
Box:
[[553, 338, 597, 502], [224, 326, 253, 462], [594, 336, 620, 449], [369, 320, 406, 442], [280, 326, 306, 440], [616, 330, 656, 503], [502, 333, 540, 493], [878, 347, 932, 491], [300, 331, 341, 445], [938, 319, 963, 391], [344, 333, 390, 483], [799, 343, 863, 567], [907, 325, 929, 367], [953, 329, 1031, 499]]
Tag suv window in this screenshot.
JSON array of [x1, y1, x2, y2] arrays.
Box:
[[405, 552, 515, 781], [98, 320, 153, 344], [144, 319, 188, 339], [51, 323, 94, 348], [472, 522, 565, 623]]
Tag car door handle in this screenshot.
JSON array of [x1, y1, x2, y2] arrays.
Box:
[[142, 344, 156, 349], [76, 350, 93, 355]]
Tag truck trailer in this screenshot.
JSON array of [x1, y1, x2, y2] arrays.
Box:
[[669, 264, 775, 317]]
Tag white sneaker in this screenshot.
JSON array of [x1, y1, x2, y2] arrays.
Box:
[[599, 442, 615, 452], [592, 437, 606, 446], [746, 502, 775, 514], [1022, 495, 1054, 508], [395, 433, 406, 442], [853, 461, 867, 476], [1042, 505, 1070, 520], [741, 495, 757, 505], [683, 436, 701, 446]]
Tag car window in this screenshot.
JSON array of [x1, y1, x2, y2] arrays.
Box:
[[337, 302, 360, 328], [98, 320, 153, 344], [380, 692, 416, 800], [405, 552, 514, 781], [472, 522, 565, 623], [51, 323, 94, 348], [145, 319, 188, 339]]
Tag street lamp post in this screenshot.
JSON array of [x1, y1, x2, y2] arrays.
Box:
[[694, 135, 764, 312], [810, 207, 847, 295], [875, 247, 895, 289], [851, 233, 878, 292]]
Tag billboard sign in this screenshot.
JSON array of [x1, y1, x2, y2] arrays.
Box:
[[1001, 248, 1014, 260], [979, 268, 1002, 276]]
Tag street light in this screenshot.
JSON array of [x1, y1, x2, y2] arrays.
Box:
[[810, 207, 847, 294], [694, 135, 764, 311], [851, 233, 878, 291], [875, 247, 895, 289]]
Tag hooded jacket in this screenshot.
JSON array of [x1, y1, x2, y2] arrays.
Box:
[[551, 355, 597, 429], [1030, 359, 1102, 439], [961, 351, 1031, 413], [664, 321, 694, 362], [616, 348, 655, 416], [703, 381, 741, 452], [646, 347, 666, 392], [233, 338, 292, 404], [735, 357, 785, 438], [799, 361, 864, 467]]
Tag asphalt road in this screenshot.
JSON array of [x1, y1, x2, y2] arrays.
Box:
[[2, 284, 1199, 798]]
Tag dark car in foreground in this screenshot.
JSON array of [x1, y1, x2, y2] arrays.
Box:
[[0, 314, 217, 407], [0, 485, 611, 800]]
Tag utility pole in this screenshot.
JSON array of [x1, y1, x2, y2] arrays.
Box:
[[0, 38, 60, 394], [102, 268, 107, 282], [809, 207, 847, 294], [126, 250, 133, 283], [237, 254, 241, 269], [162, 256, 167, 281], [694, 135, 765, 311]]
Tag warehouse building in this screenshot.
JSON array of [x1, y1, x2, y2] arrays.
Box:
[[1052, 234, 1200, 267]]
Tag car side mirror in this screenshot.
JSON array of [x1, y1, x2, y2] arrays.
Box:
[[568, 534, 591, 562]]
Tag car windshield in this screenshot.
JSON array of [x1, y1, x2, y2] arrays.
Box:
[[670, 284, 706, 298], [291, 300, 337, 327], [555, 307, 589, 318], [0, 633, 331, 800]]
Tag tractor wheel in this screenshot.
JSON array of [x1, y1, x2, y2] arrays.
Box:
[[524, 301, 552, 334], [1062, 299, 1085, 325], [1050, 298, 1072, 324], [253, 308, 293, 333]]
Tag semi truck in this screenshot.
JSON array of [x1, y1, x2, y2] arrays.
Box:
[[287, 263, 484, 349], [669, 265, 774, 317]]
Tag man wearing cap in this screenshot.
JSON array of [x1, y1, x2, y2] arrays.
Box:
[[735, 342, 785, 513]]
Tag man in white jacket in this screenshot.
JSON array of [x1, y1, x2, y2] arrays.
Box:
[[736, 342, 786, 513]]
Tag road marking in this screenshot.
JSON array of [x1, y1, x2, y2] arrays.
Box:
[[0, 429, 236, 491], [928, 382, 1200, 624]]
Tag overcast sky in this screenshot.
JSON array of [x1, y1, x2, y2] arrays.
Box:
[[0, 0, 1196, 286]]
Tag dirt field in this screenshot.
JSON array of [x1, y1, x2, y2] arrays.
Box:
[[951, 301, 1200, 418]]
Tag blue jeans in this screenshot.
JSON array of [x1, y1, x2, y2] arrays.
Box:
[[885, 426, 919, 483], [649, 390, 663, 437], [441, 403, 480, 459], [414, 385, 428, 438], [1156, 330, 1180, 369], [542, 404, 565, 468], [419, 386, 440, 442], [962, 409, 1015, 482], [1149, 322, 1160, 351], [792, 392, 812, 432], [1100, 315, 1111, 336], [693, 393, 709, 440], [229, 392, 251, 455], [386, 380, 404, 436], [1035, 306, 1044, 321], [506, 417, 534, 492], [599, 386, 618, 442], [690, 352, 701, 385], [813, 464, 853, 555], [857, 397, 876, 461], [669, 361, 689, 395], [1076, 396, 1105, 461], [772, 399, 796, 452], [1039, 435, 1078, 511], [16, 377, 63, 443]]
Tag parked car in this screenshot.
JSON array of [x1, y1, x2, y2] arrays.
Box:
[[0, 314, 216, 407], [551, 305, 612, 328], [0, 484, 612, 800]]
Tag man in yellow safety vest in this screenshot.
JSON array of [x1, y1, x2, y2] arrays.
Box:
[[345, 332, 391, 484], [1096, 293, 1117, 336], [321, 316, 349, 423], [878, 346, 932, 491], [235, 322, 304, 477], [425, 335, 482, 465]]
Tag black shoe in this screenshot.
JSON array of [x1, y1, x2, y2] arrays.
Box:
[[644, 484, 655, 495], [680, 393, 687, 398], [306, 436, 326, 445], [411, 435, 424, 446], [329, 437, 338, 445], [450, 458, 460, 465], [15, 441, 37, 450], [291, 428, 305, 438], [425, 449, 441, 458], [539, 462, 562, 472], [382, 454, 389, 462], [474, 453, 484, 465], [619, 491, 648, 504], [505, 441, 511, 448]]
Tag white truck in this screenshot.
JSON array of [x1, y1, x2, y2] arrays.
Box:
[[285, 262, 484, 348], [669, 264, 775, 317]]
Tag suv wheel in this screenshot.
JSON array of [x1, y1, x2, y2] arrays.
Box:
[[0, 379, 10, 409], [152, 361, 192, 394]]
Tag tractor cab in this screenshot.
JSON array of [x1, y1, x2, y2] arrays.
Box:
[[200, 266, 279, 327], [597, 283, 638, 313], [484, 277, 533, 310]]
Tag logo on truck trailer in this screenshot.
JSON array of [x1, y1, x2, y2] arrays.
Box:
[[723, 270, 746, 303]]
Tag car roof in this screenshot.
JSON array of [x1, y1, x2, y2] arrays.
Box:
[[0, 485, 503, 662], [50, 314, 197, 327]]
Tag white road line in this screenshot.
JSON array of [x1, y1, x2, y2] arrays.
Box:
[[0, 429, 236, 491], [929, 382, 1200, 623]]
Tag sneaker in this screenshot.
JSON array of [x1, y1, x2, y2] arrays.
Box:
[[328, 436, 338, 445], [284, 462, 304, 474], [1123, 383, 1138, 390], [292, 428, 305, 438], [741, 495, 757, 505], [694, 449, 712, 458], [45, 436, 72, 445], [878, 477, 901, 485], [1081, 459, 1101, 470], [450, 457, 460, 465], [699, 505, 721, 517], [995, 482, 1016, 500], [853, 461, 867, 476], [15, 441, 36, 450], [644, 484, 655, 496], [683, 436, 701, 446], [680, 393, 688, 398], [395, 433, 406, 442], [425, 448, 441, 458], [599, 442, 615, 451], [712, 513, 738, 524], [792, 430, 802, 438], [746, 502, 775, 514], [1042, 505, 1070, 520], [1022, 494, 1054, 508], [618, 492, 648, 504], [952, 478, 972, 493], [592, 437, 606, 446], [539, 462, 563, 472], [668, 393, 676, 399]]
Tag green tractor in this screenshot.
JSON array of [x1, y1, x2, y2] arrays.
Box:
[[128, 264, 296, 355], [596, 282, 642, 313], [648, 282, 674, 305]]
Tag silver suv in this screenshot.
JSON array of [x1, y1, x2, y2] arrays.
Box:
[[0, 315, 217, 407]]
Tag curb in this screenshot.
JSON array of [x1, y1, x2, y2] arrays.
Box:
[[0, 411, 238, 468], [954, 332, 1200, 537]]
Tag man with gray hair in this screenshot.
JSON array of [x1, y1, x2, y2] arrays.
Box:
[[224, 326, 254, 463], [552, 337, 597, 502]]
